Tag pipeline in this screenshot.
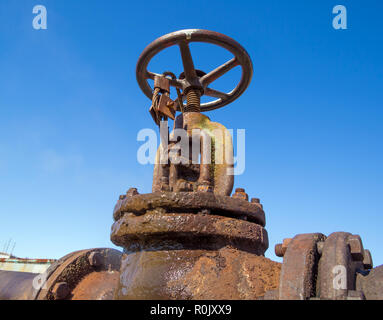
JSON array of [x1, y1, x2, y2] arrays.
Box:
[[0, 270, 37, 300], [0, 248, 122, 300]]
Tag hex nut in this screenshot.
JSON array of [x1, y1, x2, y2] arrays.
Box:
[[126, 188, 139, 197], [88, 252, 103, 267], [275, 243, 284, 257], [52, 282, 70, 300], [348, 235, 364, 261], [232, 188, 249, 201], [275, 238, 292, 257], [363, 249, 373, 269]]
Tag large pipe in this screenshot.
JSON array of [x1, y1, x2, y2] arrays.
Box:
[[0, 248, 122, 300], [0, 270, 37, 300]]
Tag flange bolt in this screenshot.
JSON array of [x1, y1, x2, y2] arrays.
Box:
[[88, 251, 102, 267], [52, 282, 70, 300], [232, 188, 249, 201], [275, 238, 292, 257]]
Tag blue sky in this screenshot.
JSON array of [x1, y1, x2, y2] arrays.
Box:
[[0, 0, 382, 267]]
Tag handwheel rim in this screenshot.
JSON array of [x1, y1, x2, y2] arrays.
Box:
[[136, 29, 253, 112]]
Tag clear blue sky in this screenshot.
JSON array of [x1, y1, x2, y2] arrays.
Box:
[[0, 0, 382, 267]]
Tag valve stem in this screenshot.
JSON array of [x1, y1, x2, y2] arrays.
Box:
[[184, 89, 201, 113]]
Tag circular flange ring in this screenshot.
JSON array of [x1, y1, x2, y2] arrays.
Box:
[[136, 29, 253, 112]]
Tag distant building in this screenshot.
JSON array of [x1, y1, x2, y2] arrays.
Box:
[[0, 252, 56, 274], [0, 252, 13, 259]]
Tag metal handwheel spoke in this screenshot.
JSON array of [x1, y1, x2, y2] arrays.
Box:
[[204, 87, 230, 99], [201, 58, 239, 86], [178, 41, 197, 81]]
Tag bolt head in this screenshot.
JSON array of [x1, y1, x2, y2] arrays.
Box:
[[52, 282, 70, 300], [126, 188, 139, 197], [282, 238, 292, 248], [251, 198, 260, 204], [363, 249, 373, 269], [232, 188, 249, 201], [88, 252, 103, 267], [275, 238, 292, 257], [348, 235, 364, 261], [275, 243, 284, 257]]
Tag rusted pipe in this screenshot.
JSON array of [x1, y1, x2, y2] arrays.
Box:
[[0, 248, 122, 300], [0, 270, 37, 300]]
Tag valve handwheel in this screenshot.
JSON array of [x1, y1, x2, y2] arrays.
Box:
[[136, 29, 253, 112]]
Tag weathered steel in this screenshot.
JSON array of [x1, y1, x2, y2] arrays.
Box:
[[111, 211, 268, 254], [0, 248, 122, 300], [35, 248, 122, 300], [232, 188, 249, 201], [356, 265, 383, 300], [137, 30, 253, 196], [111, 187, 275, 299], [112, 211, 275, 300], [152, 111, 235, 196], [274, 238, 292, 258], [113, 191, 266, 226], [317, 232, 366, 300], [265, 232, 379, 300], [277, 233, 326, 300], [362, 249, 373, 270]]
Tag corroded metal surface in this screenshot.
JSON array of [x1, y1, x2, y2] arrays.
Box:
[[35, 248, 122, 300], [278, 233, 326, 300], [317, 232, 366, 300], [137, 30, 253, 198], [152, 112, 235, 196], [111, 212, 268, 254], [115, 247, 280, 300], [0, 248, 122, 300], [356, 265, 383, 300], [71, 271, 121, 300], [266, 231, 379, 300], [111, 188, 270, 299], [113, 191, 265, 226]]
